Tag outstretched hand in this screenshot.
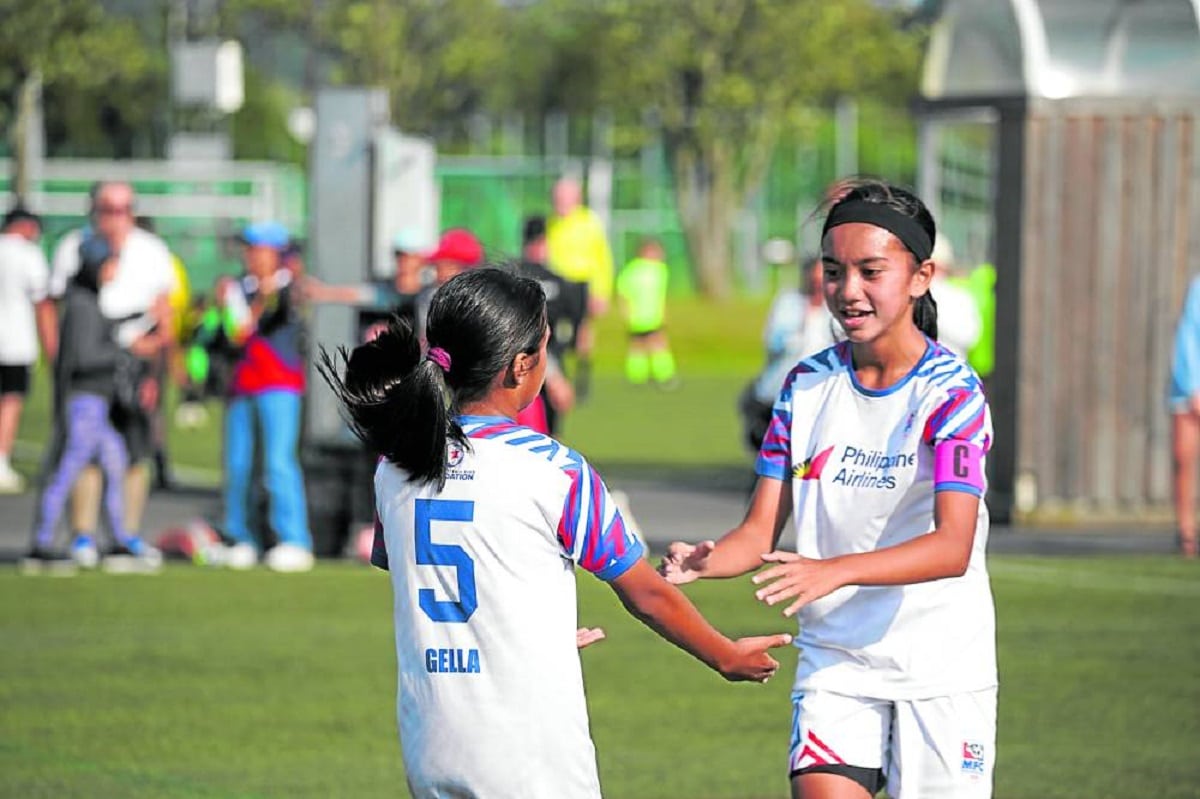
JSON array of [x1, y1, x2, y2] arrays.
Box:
[[720, 632, 794, 683], [576, 627, 606, 649], [752, 551, 846, 617], [658, 540, 716, 585]]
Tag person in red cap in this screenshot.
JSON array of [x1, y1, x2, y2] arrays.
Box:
[[415, 228, 485, 339]]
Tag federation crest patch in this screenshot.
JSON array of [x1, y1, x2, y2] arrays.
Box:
[[961, 741, 986, 778]]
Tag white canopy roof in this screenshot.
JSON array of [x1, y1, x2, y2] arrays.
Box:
[[922, 0, 1200, 99]]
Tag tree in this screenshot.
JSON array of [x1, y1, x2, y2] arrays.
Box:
[[316, 0, 509, 140], [587, 0, 924, 297], [0, 0, 157, 199]]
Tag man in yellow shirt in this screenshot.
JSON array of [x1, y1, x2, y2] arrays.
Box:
[[546, 177, 613, 399]]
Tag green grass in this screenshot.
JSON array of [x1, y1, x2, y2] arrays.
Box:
[[2, 556, 1197, 798], [10, 296, 774, 485]]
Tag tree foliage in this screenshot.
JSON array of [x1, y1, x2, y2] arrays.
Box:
[[318, 0, 508, 138], [586, 0, 925, 296], [1, 0, 161, 186]]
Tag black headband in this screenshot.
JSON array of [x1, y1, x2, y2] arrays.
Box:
[[821, 200, 934, 262]]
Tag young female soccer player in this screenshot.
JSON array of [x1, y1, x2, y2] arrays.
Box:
[[662, 180, 997, 799], [321, 267, 791, 799]]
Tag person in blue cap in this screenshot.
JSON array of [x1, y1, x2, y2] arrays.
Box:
[[210, 221, 314, 572]]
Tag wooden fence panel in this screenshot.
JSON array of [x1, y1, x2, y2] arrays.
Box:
[[1017, 101, 1199, 516]]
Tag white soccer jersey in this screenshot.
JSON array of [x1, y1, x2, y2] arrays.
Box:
[[757, 340, 997, 700], [0, 233, 50, 365], [51, 227, 176, 346], [373, 415, 644, 799]]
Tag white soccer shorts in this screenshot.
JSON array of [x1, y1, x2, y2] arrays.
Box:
[[788, 687, 997, 798]]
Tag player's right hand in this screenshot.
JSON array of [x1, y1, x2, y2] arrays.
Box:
[[720, 633, 793, 683], [658, 540, 715, 584]]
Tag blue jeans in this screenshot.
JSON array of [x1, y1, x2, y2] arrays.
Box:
[[223, 390, 311, 550]]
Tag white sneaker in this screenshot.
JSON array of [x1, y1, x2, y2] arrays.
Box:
[[264, 543, 315, 573], [0, 465, 25, 494], [224, 542, 259, 570], [71, 535, 101, 569], [101, 537, 164, 574]]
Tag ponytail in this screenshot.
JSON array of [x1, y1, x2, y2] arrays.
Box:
[[317, 316, 465, 489], [914, 290, 938, 340]]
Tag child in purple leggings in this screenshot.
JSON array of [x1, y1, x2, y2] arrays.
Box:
[[25, 237, 159, 571]]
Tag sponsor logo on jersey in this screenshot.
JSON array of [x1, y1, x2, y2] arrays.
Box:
[[793, 446, 834, 480], [829, 445, 917, 490], [961, 741, 986, 777]]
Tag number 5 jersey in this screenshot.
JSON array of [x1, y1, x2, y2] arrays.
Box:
[[756, 340, 997, 701], [374, 415, 644, 799]]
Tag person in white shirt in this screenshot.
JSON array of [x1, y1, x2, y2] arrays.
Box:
[[48, 182, 175, 566], [319, 267, 791, 799], [742, 255, 841, 451], [928, 236, 981, 361], [0, 207, 58, 492], [663, 181, 997, 799]]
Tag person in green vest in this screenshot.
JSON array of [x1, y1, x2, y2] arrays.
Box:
[[616, 237, 677, 388], [963, 262, 997, 382]]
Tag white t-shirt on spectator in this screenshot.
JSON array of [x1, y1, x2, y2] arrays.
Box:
[[931, 276, 982, 360], [0, 232, 51, 365], [51, 227, 177, 346]]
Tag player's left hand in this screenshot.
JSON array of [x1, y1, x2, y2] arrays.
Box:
[[576, 627, 606, 649], [751, 551, 846, 617]]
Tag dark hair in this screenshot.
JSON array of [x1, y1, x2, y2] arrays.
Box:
[[2, 206, 41, 231], [822, 179, 938, 340], [522, 215, 546, 246], [319, 266, 547, 488], [75, 236, 113, 293]]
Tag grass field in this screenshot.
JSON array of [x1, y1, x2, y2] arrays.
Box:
[[3, 556, 1198, 798]]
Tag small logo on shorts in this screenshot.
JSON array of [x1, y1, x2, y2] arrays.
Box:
[[961, 741, 986, 778]]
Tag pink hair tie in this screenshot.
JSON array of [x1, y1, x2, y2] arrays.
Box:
[[426, 347, 452, 373]]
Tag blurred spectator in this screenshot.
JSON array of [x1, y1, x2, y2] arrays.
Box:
[[964, 262, 997, 383], [928, 236, 982, 360], [25, 237, 161, 573], [1170, 274, 1200, 559], [546, 176, 611, 399], [512, 216, 583, 435], [616, 237, 678, 389], [305, 228, 432, 339], [0, 206, 56, 493], [136, 215, 190, 490], [739, 253, 839, 452], [48, 181, 176, 566], [415, 228, 484, 338], [213, 222, 313, 572]]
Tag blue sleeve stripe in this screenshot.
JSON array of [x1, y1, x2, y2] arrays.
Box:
[[594, 538, 645, 582], [755, 457, 790, 481], [934, 481, 984, 497]]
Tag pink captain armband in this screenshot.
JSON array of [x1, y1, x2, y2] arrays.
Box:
[[933, 440, 986, 495]]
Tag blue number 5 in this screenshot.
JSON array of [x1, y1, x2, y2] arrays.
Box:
[[414, 498, 477, 623]]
